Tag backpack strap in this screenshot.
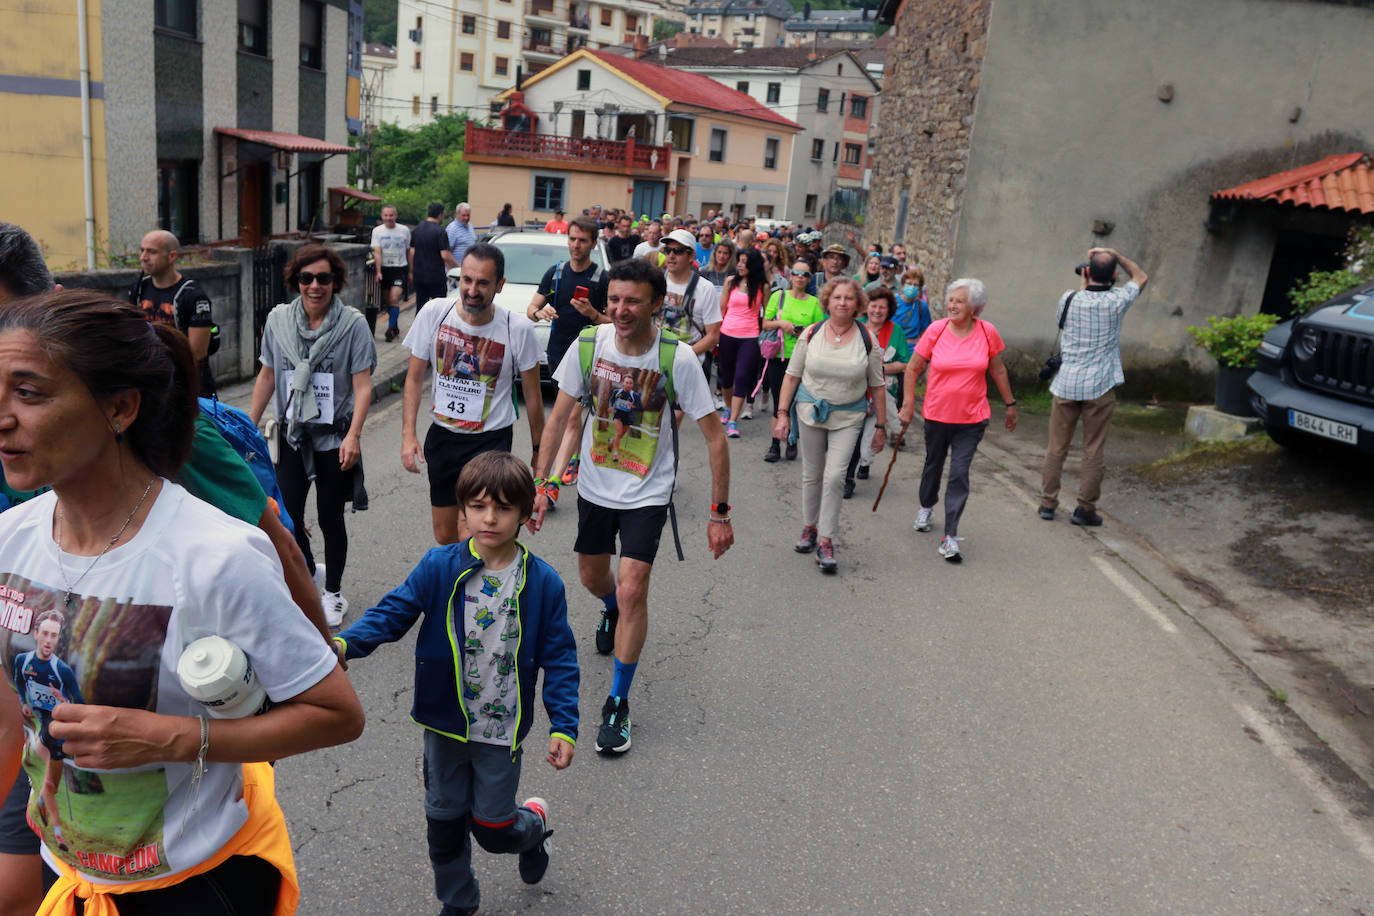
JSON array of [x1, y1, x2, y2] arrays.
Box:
[[805, 319, 872, 355], [658, 330, 685, 562], [681, 272, 701, 334], [553, 261, 565, 306]]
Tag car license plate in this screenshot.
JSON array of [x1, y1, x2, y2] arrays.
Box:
[[1288, 409, 1358, 444]]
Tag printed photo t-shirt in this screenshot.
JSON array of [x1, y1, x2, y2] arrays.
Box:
[[552, 325, 715, 510], [370, 224, 411, 267], [457, 558, 523, 747], [403, 299, 542, 434], [0, 483, 337, 885]]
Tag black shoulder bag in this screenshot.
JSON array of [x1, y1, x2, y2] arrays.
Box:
[[1038, 293, 1074, 381]]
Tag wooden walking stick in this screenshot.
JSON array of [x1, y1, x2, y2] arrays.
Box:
[[872, 423, 907, 511]]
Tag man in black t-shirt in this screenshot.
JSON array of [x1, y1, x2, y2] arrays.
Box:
[[526, 216, 609, 490], [411, 202, 458, 309], [604, 214, 641, 264], [128, 229, 217, 394], [527, 217, 609, 370]]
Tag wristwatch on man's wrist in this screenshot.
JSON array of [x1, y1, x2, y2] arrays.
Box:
[[712, 502, 731, 516]]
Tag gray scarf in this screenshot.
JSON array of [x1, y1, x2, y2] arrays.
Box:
[[265, 294, 362, 475]]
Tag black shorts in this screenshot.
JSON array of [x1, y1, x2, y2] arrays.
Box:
[[0, 770, 37, 856], [424, 423, 514, 507], [574, 496, 668, 564], [380, 266, 409, 299]]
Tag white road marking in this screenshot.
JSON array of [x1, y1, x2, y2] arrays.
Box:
[[991, 470, 1038, 509], [1235, 702, 1374, 867], [1090, 555, 1179, 634]]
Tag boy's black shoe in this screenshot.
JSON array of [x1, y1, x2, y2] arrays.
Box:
[[439, 906, 478, 916], [596, 695, 631, 753], [594, 608, 618, 655], [856, 465, 870, 480], [1071, 507, 1103, 527], [518, 797, 553, 884]]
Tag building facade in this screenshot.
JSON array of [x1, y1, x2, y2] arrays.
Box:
[[682, 0, 795, 47], [3, 0, 362, 268], [466, 48, 801, 223], [386, 0, 676, 130], [783, 8, 879, 47], [866, 0, 1374, 391], [663, 47, 879, 224]]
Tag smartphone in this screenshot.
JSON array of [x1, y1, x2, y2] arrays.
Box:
[[574, 285, 590, 300]]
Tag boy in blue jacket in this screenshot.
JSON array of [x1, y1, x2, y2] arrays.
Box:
[[335, 451, 579, 916]]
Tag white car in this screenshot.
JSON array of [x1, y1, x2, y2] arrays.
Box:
[[447, 228, 610, 382]]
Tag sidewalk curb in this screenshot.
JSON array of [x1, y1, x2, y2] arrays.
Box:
[[977, 437, 1374, 796]]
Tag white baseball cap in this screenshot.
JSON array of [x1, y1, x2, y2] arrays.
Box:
[[664, 228, 698, 251]]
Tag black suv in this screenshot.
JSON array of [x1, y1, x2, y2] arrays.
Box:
[[1248, 280, 1374, 454]]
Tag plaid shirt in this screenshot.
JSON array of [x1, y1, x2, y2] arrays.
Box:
[[1049, 281, 1141, 401]]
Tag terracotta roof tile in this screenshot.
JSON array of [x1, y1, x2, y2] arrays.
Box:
[[589, 50, 802, 130], [1211, 153, 1374, 215], [214, 127, 353, 154]]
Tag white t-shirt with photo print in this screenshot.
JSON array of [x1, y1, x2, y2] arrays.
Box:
[[657, 272, 722, 351], [551, 324, 715, 510], [404, 299, 542, 434], [0, 483, 337, 885]]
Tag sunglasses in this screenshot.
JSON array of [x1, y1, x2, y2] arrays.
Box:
[[661, 245, 690, 255], [790, 269, 812, 277], [297, 271, 335, 286]]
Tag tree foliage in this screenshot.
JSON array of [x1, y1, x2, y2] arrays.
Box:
[[1287, 225, 1374, 316], [363, 0, 397, 45], [353, 114, 470, 221]]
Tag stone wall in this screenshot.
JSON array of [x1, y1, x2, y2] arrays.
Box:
[[53, 242, 371, 387], [866, 0, 989, 307]]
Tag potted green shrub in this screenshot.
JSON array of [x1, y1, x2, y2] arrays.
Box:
[[1186, 313, 1279, 416]]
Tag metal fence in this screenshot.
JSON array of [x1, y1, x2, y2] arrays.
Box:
[[251, 245, 288, 358]]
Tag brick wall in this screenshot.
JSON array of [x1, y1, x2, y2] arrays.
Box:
[[867, 0, 989, 307]]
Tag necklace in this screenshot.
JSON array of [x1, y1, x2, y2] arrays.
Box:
[[828, 320, 851, 343], [56, 477, 156, 608]]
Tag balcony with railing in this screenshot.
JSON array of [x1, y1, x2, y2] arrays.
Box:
[[525, 0, 563, 24], [466, 124, 670, 173]]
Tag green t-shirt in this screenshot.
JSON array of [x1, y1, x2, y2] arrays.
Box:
[[180, 415, 269, 524], [0, 416, 265, 524], [860, 317, 912, 395], [765, 289, 825, 359]]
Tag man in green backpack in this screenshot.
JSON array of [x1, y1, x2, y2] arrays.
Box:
[[527, 259, 734, 755]]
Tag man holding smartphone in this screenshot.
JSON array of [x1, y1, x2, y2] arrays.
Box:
[[527, 217, 611, 490]]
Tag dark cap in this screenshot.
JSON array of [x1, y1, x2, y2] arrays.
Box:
[[879, 255, 899, 269]]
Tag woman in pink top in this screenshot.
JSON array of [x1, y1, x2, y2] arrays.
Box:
[[897, 279, 1018, 563], [717, 247, 769, 438]]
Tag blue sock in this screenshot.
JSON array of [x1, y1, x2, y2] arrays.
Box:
[[600, 590, 618, 615], [611, 659, 637, 699], [387, 305, 400, 329]]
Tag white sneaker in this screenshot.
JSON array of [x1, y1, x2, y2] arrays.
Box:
[[739, 404, 754, 420], [323, 590, 348, 627], [938, 535, 963, 563], [913, 508, 934, 532], [312, 563, 326, 591], [712, 392, 726, 411]]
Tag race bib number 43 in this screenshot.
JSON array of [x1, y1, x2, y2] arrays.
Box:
[[434, 374, 486, 420]]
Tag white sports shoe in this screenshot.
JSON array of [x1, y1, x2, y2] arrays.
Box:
[[323, 590, 348, 628], [739, 403, 754, 420], [913, 508, 934, 532], [312, 563, 326, 590], [938, 535, 963, 563]]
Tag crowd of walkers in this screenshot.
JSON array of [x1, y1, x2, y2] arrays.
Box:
[[0, 202, 1146, 914]]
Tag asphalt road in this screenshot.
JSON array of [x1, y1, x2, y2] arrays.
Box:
[[273, 389, 1374, 915]]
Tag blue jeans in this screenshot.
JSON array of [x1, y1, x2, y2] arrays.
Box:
[[423, 731, 544, 912]]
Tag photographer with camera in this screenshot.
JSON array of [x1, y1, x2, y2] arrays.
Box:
[[1038, 247, 1148, 526]]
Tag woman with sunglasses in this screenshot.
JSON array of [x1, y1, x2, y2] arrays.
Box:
[[856, 252, 881, 287], [251, 245, 377, 626], [761, 260, 825, 462]]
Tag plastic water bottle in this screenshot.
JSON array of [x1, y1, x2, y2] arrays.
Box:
[[176, 636, 268, 718]]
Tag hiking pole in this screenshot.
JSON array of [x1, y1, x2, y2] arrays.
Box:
[[872, 423, 907, 512]]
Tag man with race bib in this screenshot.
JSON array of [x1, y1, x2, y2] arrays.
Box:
[[402, 243, 546, 545]]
